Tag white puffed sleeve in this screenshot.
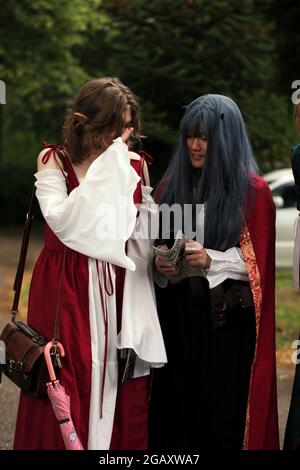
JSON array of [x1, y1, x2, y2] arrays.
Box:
[[117, 186, 167, 370], [205, 247, 249, 288], [34, 138, 140, 270]]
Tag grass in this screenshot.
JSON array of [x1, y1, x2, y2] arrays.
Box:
[[14, 272, 300, 335], [0, 231, 298, 365], [276, 269, 300, 363], [16, 268, 300, 347]]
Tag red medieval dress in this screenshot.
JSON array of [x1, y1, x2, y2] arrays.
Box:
[[14, 138, 167, 450], [149, 174, 279, 450]]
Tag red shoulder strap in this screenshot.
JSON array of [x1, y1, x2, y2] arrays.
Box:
[[41, 142, 79, 188], [42, 142, 68, 166], [138, 150, 154, 166]]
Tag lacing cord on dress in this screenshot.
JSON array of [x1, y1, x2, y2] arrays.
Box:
[[42, 142, 116, 419], [96, 260, 114, 419], [42, 142, 68, 173], [41, 142, 80, 189]]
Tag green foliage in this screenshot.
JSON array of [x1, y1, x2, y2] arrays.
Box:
[[239, 90, 298, 172], [0, 0, 299, 221], [0, 0, 102, 166], [0, 0, 97, 115], [97, 0, 295, 168], [272, 0, 300, 93], [276, 269, 300, 349]]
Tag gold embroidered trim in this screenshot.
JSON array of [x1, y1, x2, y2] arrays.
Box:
[[240, 224, 262, 450]]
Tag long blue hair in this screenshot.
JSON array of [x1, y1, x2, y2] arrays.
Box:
[[158, 94, 259, 250]]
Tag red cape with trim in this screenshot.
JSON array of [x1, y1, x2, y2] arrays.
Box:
[[155, 174, 280, 450], [241, 175, 279, 449]]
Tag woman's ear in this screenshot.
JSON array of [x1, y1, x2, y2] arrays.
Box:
[[74, 112, 88, 125]]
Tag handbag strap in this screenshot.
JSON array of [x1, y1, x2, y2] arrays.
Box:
[[11, 185, 36, 320], [11, 183, 65, 343]]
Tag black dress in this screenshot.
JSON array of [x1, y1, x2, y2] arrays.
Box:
[[149, 276, 256, 450]]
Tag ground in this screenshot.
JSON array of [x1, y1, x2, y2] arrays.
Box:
[[0, 229, 297, 449]]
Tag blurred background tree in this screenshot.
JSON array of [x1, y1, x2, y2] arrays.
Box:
[[0, 0, 98, 221], [0, 0, 97, 163], [273, 0, 300, 93], [99, 0, 298, 175], [0, 0, 299, 223]]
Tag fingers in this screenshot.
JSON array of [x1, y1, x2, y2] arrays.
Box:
[[159, 268, 178, 276], [155, 258, 174, 270], [121, 127, 134, 143], [156, 258, 173, 267], [187, 259, 204, 267], [185, 248, 204, 256], [185, 251, 211, 268], [185, 254, 204, 265], [156, 264, 178, 276], [185, 241, 203, 253], [185, 253, 200, 261], [155, 256, 177, 276]]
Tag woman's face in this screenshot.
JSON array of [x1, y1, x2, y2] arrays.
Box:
[[186, 135, 208, 168], [123, 106, 132, 131], [109, 106, 132, 144]]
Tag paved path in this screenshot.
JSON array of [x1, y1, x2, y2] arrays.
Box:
[[0, 230, 296, 449]]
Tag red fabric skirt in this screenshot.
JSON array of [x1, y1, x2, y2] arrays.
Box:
[[13, 228, 149, 450]]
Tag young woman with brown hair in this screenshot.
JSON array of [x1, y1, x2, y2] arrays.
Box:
[[13, 77, 166, 450]]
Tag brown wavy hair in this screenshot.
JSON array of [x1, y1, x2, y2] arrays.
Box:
[[63, 77, 141, 164]]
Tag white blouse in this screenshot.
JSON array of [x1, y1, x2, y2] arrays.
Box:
[[155, 203, 248, 289], [34, 136, 167, 369], [205, 247, 248, 288], [35, 138, 139, 271]]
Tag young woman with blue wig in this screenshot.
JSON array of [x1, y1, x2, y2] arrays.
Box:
[[149, 94, 279, 450]]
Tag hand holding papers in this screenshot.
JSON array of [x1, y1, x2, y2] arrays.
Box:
[[153, 232, 206, 284]]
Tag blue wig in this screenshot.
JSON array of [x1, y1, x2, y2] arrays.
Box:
[[158, 94, 259, 250]]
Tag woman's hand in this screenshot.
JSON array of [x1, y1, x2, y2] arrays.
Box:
[[121, 127, 134, 143], [155, 244, 178, 277], [184, 240, 211, 269]]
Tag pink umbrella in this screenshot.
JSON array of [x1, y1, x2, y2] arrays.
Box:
[[44, 341, 84, 450]]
